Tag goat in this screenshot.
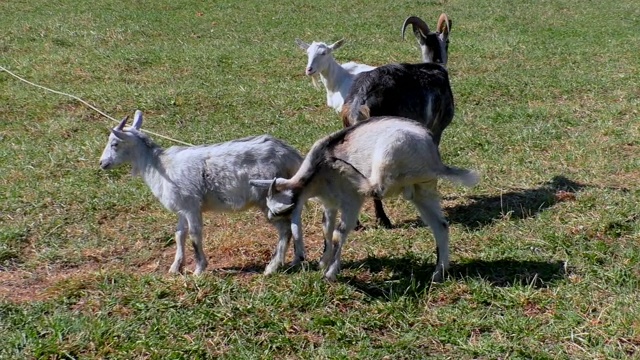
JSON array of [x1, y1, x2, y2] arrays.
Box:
[[250, 115, 479, 282], [340, 13, 453, 229], [99, 111, 305, 276], [402, 14, 452, 65], [295, 38, 375, 113]]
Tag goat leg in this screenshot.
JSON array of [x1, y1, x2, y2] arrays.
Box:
[[373, 199, 392, 228]]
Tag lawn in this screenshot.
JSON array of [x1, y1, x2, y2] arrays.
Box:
[[1, 0, 639, 358]]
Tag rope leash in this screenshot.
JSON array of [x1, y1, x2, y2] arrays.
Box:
[[0, 65, 194, 146]]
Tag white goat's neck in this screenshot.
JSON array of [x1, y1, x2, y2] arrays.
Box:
[[131, 143, 168, 198], [319, 57, 350, 93]]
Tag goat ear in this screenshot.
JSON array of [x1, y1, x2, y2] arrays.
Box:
[[269, 202, 296, 216], [436, 13, 451, 36], [329, 39, 345, 51], [115, 116, 129, 131], [132, 110, 143, 130], [250, 178, 290, 192], [250, 179, 274, 189], [110, 129, 126, 140], [295, 38, 310, 50]]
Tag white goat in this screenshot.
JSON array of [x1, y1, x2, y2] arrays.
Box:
[[251, 114, 479, 282], [99, 111, 305, 276], [295, 39, 375, 113]]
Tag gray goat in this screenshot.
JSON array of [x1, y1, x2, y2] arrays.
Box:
[[340, 13, 453, 228], [99, 111, 305, 276], [250, 115, 478, 282]]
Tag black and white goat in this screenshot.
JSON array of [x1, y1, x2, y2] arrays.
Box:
[[250, 115, 478, 282], [340, 13, 454, 228]]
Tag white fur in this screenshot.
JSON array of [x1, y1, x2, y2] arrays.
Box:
[[251, 117, 479, 282], [99, 111, 305, 276], [295, 39, 375, 112]]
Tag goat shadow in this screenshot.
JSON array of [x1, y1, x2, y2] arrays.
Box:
[[216, 257, 568, 301], [342, 256, 568, 300], [396, 175, 624, 231]]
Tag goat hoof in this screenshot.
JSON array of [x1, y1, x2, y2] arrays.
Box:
[[431, 270, 445, 283], [168, 264, 183, 275], [193, 264, 208, 276], [264, 262, 280, 275], [319, 255, 333, 270], [291, 256, 305, 267], [324, 272, 337, 282]]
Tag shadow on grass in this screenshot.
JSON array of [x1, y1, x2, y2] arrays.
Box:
[[216, 257, 568, 301], [396, 175, 625, 230], [343, 256, 568, 300]]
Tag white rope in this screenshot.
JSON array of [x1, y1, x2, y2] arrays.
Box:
[[0, 65, 194, 146]]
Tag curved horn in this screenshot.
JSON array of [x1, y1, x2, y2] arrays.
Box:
[[268, 177, 277, 197], [402, 16, 430, 40], [436, 13, 450, 34], [116, 116, 129, 130]]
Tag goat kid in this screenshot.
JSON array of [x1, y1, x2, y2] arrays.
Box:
[[99, 111, 305, 276], [251, 115, 479, 282], [295, 38, 375, 113]]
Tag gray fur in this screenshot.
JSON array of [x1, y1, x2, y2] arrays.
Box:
[[250, 116, 479, 282], [99, 110, 305, 276]]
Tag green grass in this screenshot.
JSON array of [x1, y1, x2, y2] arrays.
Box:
[[1, 0, 639, 358]]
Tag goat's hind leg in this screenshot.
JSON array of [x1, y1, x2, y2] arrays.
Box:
[[325, 198, 363, 282], [369, 163, 392, 229], [186, 212, 208, 276], [169, 215, 188, 274], [373, 199, 392, 229], [411, 184, 450, 282], [320, 207, 338, 270]]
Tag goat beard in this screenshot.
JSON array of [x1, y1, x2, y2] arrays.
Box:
[[311, 74, 322, 89]]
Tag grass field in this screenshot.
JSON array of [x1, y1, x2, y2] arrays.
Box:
[[1, 0, 639, 358]]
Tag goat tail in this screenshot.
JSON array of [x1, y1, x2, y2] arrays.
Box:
[[440, 166, 480, 188], [341, 97, 371, 128]]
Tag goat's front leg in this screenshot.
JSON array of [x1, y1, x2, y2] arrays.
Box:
[[290, 204, 306, 267], [265, 219, 293, 275], [320, 207, 338, 270], [169, 215, 188, 274], [325, 200, 362, 282], [185, 212, 208, 276]]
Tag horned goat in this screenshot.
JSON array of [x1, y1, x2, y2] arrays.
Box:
[[99, 111, 305, 276], [341, 13, 453, 229], [402, 14, 452, 65], [250, 115, 479, 282], [295, 38, 375, 113]]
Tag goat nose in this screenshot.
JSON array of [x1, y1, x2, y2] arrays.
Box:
[[306, 67, 313, 75]]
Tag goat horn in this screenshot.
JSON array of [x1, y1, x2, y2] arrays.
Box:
[[402, 16, 430, 40], [116, 116, 129, 130], [268, 177, 277, 197], [436, 13, 450, 34]]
